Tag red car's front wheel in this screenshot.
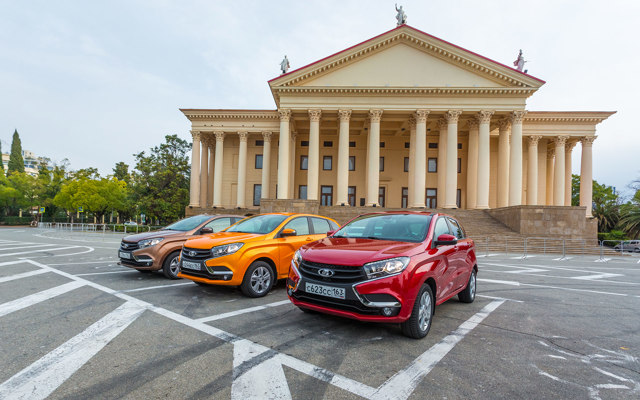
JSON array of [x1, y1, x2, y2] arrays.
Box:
[[401, 284, 434, 339]]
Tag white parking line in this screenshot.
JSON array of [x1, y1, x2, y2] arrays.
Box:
[[478, 278, 634, 297], [0, 301, 145, 400], [48, 260, 118, 266], [0, 281, 85, 318], [0, 246, 80, 257], [0, 244, 58, 251], [0, 269, 49, 283], [196, 300, 291, 323], [75, 270, 138, 276], [122, 282, 194, 293], [477, 294, 524, 303]]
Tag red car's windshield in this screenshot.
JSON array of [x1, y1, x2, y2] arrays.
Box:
[[333, 214, 432, 243]]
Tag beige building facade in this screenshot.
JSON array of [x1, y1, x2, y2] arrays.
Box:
[[182, 25, 613, 219]]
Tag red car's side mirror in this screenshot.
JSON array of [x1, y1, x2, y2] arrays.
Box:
[[327, 230, 337, 237], [434, 233, 458, 246]]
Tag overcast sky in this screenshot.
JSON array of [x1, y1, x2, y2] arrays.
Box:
[[1, 0, 638, 196]]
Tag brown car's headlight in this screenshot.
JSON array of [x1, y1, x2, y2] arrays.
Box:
[[363, 257, 410, 280], [138, 238, 164, 249], [210, 242, 244, 258]]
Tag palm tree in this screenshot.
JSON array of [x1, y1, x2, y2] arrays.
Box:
[[618, 191, 640, 239]]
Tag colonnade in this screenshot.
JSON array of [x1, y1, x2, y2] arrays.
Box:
[[188, 109, 596, 217]]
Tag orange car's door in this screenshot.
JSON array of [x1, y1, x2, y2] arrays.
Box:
[[277, 217, 314, 278]]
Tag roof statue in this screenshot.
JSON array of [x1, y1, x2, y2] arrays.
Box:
[[395, 4, 407, 26], [280, 55, 290, 74], [513, 49, 527, 72]]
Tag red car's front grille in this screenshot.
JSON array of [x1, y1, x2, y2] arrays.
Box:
[[299, 260, 366, 283]]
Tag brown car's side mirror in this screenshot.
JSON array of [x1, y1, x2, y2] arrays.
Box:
[[280, 228, 297, 238], [200, 227, 214, 235], [434, 233, 458, 246]]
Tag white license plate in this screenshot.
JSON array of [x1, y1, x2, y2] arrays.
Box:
[[182, 261, 202, 271], [119, 251, 131, 259], [305, 282, 345, 299]]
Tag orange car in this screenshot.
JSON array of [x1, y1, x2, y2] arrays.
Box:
[[178, 213, 339, 297]]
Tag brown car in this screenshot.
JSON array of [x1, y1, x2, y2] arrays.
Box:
[[118, 214, 244, 279]]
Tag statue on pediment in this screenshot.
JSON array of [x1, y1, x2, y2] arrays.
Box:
[[513, 49, 527, 72], [280, 55, 290, 74], [395, 4, 407, 26]]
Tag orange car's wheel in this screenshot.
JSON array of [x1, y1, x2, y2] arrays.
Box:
[[241, 261, 274, 298]]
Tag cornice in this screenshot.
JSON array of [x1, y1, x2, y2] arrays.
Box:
[[272, 86, 537, 97], [524, 111, 616, 124], [180, 109, 279, 121]]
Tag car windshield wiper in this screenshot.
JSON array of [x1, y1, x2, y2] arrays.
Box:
[[332, 234, 348, 238], [363, 236, 383, 240]]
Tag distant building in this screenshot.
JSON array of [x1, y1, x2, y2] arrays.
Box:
[[1, 149, 40, 177]]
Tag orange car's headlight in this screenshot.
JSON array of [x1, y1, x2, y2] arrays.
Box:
[[210, 242, 244, 258]]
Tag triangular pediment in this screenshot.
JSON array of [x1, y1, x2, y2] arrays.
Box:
[[269, 25, 544, 92]]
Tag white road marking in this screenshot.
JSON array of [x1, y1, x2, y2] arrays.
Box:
[[0, 269, 49, 283], [23, 246, 95, 258], [479, 278, 632, 297], [0, 281, 85, 318], [48, 260, 118, 266], [593, 367, 632, 382], [197, 300, 291, 323], [122, 282, 194, 293], [0, 246, 80, 257], [75, 270, 138, 276], [0, 260, 27, 267], [595, 258, 611, 263], [0, 301, 145, 400], [370, 300, 505, 400], [478, 278, 520, 286], [547, 355, 566, 360], [482, 262, 636, 285], [477, 294, 524, 303], [231, 340, 292, 400], [572, 273, 623, 281], [0, 244, 57, 251]]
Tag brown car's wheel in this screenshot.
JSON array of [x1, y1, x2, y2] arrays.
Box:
[[401, 284, 434, 339], [162, 251, 181, 280], [458, 269, 476, 303], [241, 261, 274, 298]]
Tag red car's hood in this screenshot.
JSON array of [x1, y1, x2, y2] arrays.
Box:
[[299, 237, 424, 266], [122, 229, 183, 242]]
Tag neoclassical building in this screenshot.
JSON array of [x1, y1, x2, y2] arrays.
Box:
[[182, 24, 613, 221]]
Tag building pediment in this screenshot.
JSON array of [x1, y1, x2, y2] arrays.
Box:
[[268, 25, 544, 106]]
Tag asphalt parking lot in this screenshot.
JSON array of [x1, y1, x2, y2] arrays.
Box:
[[0, 227, 638, 399]]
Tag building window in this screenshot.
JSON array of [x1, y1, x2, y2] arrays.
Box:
[[323, 141, 333, 147], [348, 186, 356, 207], [378, 187, 386, 207], [349, 141, 356, 147], [300, 155, 308, 170], [349, 156, 356, 171], [404, 142, 410, 149], [379, 157, 384, 172], [321, 186, 333, 206], [426, 188, 437, 208], [253, 184, 261, 206], [458, 143, 462, 150], [323, 156, 333, 170], [255, 140, 264, 146], [380, 142, 385, 148], [255, 154, 263, 169], [301, 141, 309, 147], [457, 189, 461, 208], [404, 157, 409, 172], [428, 143, 438, 149], [401, 187, 408, 208], [299, 185, 307, 200], [458, 158, 462, 173], [428, 158, 437, 173]]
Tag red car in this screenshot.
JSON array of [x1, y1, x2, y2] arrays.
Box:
[[287, 211, 477, 339]]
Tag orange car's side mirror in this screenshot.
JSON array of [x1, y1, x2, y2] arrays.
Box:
[[280, 228, 297, 238]]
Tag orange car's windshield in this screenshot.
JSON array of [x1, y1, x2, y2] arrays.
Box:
[[226, 214, 287, 234]]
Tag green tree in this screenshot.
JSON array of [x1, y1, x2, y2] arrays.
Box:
[[0, 138, 4, 177], [0, 174, 19, 215], [618, 190, 640, 239], [571, 174, 580, 206], [112, 162, 131, 184], [35, 158, 70, 220], [7, 172, 38, 215], [7, 130, 24, 175], [131, 134, 190, 224], [592, 180, 620, 232], [54, 177, 127, 222]]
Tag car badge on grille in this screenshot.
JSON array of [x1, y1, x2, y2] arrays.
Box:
[[188, 251, 197, 257], [318, 268, 334, 277]]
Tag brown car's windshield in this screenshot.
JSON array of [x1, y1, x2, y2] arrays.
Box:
[[164, 215, 211, 231], [226, 214, 287, 234]]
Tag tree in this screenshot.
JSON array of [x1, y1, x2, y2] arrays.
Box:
[[112, 162, 131, 184], [35, 158, 70, 220], [0, 138, 4, 177], [592, 180, 620, 232], [53, 177, 128, 222], [7, 130, 24, 175], [130, 134, 190, 224], [618, 190, 640, 239]]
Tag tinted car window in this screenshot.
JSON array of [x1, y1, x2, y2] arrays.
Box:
[[283, 217, 310, 235], [447, 217, 465, 239], [334, 214, 431, 243], [226, 214, 287, 234], [311, 218, 331, 234], [164, 215, 212, 231], [204, 217, 232, 232], [433, 217, 451, 240]]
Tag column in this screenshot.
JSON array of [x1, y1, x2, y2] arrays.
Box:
[[289, 132, 296, 199], [509, 111, 526, 206], [213, 132, 225, 207], [497, 119, 511, 208], [565, 141, 576, 206], [199, 137, 208, 208], [580, 136, 596, 217], [437, 119, 447, 207], [546, 148, 554, 206], [236, 131, 248, 208], [527, 136, 542, 206], [466, 119, 479, 209], [444, 110, 462, 208], [261, 132, 272, 199], [207, 138, 214, 207], [476, 111, 493, 209], [336, 110, 351, 205], [366, 109, 383, 206], [308, 109, 321, 200], [553, 136, 568, 206], [189, 131, 201, 207], [276, 109, 291, 199], [407, 116, 416, 206], [412, 110, 429, 207]]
